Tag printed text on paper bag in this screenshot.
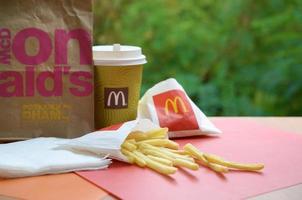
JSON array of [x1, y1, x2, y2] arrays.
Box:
[[0, 27, 93, 97], [22, 103, 70, 121]]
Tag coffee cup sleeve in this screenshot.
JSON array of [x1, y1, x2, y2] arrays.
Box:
[[137, 78, 222, 138]]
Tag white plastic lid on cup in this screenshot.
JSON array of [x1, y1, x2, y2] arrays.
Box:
[[93, 44, 147, 66]]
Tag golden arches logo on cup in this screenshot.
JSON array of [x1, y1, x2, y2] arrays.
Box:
[[104, 87, 128, 109], [153, 89, 199, 131], [164, 96, 189, 115]]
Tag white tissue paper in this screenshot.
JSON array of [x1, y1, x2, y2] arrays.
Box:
[[138, 78, 222, 138], [60, 119, 160, 162], [0, 138, 111, 178]]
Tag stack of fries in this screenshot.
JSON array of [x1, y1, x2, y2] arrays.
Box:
[[121, 128, 264, 175]]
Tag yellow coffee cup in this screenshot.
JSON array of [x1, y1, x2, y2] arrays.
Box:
[[93, 44, 147, 129]]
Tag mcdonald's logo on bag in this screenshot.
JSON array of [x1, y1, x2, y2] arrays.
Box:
[[153, 89, 199, 131], [104, 87, 128, 108]]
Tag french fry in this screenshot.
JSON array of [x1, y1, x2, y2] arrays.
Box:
[[184, 143, 229, 173], [121, 140, 137, 151], [126, 139, 136, 145], [159, 147, 194, 162], [126, 131, 147, 141], [121, 148, 135, 163], [204, 153, 264, 171], [138, 139, 179, 150], [144, 128, 168, 139], [183, 143, 208, 164], [139, 143, 194, 164], [145, 156, 178, 175], [139, 143, 181, 161], [134, 150, 177, 175], [137, 139, 166, 147], [173, 158, 199, 171], [207, 162, 229, 173], [121, 148, 145, 167], [141, 148, 175, 162], [132, 150, 148, 167], [130, 151, 146, 167], [147, 155, 173, 166], [138, 142, 160, 152], [163, 148, 188, 155], [163, 140, 179, 150], [194, 158, 229, 173]]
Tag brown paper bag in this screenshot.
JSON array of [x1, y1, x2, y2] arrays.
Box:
[[0, 0, 94, 140]]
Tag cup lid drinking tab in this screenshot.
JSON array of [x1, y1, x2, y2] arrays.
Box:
[[93, 44, 147, 66]]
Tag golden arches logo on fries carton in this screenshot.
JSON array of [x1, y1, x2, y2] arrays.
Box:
[[61, 119, 264, 176], [164, 96, 188, 115], [138, 78, 222, 138], [153, 90, 199, 131]]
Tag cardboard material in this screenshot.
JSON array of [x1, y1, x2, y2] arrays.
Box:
[[77, 119, 302, 200], [0, 0, 94, 140]]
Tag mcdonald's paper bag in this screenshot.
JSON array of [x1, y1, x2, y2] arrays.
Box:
[[0, 0, 94, 140], [138, 78, 222, 138], [60, 119, 160, 162]]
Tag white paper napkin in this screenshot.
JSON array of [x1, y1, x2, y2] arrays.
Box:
[[0, 137, 111, 178]]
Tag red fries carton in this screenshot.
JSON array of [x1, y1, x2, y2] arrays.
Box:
[[138, 78, 222, 138]]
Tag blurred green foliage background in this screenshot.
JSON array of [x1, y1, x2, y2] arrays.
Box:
[[93, 0, 302, 116]]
